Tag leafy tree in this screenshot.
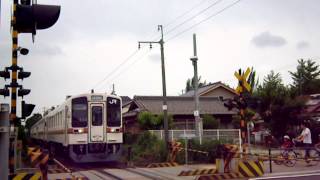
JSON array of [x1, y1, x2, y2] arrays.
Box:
[[185, 76, 207, 92], [289, 59, 320, 95], [253, 71, 304, 138], [202, 114, 219, 129], [137, 111, 173, 130]]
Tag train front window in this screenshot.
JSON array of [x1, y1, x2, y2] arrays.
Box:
[[92, 106, 103, 126], [106, 97, 121, 127], [72, 97, 88, 127]]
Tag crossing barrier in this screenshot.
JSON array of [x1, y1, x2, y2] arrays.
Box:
[[27, 147, 49, 180], [9, 172, 42, 180], [238, 160, 264, 177], [147, 162, 179, 168], [178, 168, 216, 176], [197, 172, 242, 180]]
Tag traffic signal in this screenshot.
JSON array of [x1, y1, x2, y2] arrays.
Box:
[[18, 70, 31, 80], [18, 88, 31, 97], [224, 99, 238, 110], [0, 70, 10, 80], [21, 100, 35, 119], [16, 4, 61, 34], [0, 88, 10, 97]]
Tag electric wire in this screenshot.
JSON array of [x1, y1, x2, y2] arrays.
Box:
[[91, 49, 140, 90], [99, 48, 152, 90], [167, 0, 242, 42], [91, 0, 242, 90], [164, 0, 223, 36], [163, 0, 210, 28]]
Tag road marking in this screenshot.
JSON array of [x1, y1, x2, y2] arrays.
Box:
[[250, 172, 320, 180]]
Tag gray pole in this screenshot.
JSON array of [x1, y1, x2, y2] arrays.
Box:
[[0, 103, 10, 180], [190, 34, 202, 144], [159, 25, 169, 146], [138, 25, 169, 148]]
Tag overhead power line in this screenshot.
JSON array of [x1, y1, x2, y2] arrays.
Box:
[[165, 0, 223, 36], [167, 0, 242, 42], [91, 49, 140, 90], [164, 0, 211, 28]]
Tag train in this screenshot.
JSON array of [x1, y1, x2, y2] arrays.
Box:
[[30, 93, 123, 162]]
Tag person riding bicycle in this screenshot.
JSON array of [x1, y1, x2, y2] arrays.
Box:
[[281, 135, 294, 150]]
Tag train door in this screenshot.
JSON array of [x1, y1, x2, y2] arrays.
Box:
[[89, 103, 104, 142]]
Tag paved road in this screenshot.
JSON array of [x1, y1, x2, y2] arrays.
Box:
[[251, 173, 320, 180], [49, 164, 216, 180]]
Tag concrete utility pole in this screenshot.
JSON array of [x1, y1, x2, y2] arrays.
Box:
[[138, 25, 169, 147], [190, 34, 202, 144]]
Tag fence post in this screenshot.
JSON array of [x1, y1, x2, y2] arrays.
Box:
[[160, 130, 163, 140], [171, 130, 174, 141], [217, 129, 220, 141], [238, 129, 242, 158]]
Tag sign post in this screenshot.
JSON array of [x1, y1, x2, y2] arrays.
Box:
[[180, 134, 196, 165]]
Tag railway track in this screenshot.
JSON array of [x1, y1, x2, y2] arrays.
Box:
[[48, 157, 191, 180]]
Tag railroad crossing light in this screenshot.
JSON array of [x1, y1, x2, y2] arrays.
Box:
[[18, 71, 31, 80], [21, 100, 35, 119], [0, 70, 10, 80], [16, 4, 61, 34], [18, 88, 31, 97], [224, 99, 236, 110], [0, 88, 10, 97]]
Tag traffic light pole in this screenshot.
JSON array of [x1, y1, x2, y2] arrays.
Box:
[[9, 0, 19, 174], [138, 25, 169, 148]]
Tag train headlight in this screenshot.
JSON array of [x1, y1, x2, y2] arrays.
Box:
[[78, 128, 84, 133]]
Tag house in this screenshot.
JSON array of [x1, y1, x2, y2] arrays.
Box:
[[123, 96, 237, 133], [180, 81, 237, 99]]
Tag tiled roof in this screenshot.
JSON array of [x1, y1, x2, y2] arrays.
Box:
[[130, 96, 237, 115], [181, 81, 236, 97], [121, 96, 132, 106]]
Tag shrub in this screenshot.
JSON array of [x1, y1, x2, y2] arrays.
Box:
[[203, 114, 219, 129]]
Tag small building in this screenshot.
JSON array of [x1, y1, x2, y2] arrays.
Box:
[[180, 81, 237, 99], [123, 96, 237, 133]]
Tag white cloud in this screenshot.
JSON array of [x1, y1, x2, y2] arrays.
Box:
[[251, 31, 287, 48]]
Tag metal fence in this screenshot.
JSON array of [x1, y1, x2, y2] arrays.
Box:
[[149, 129, 241, 145]]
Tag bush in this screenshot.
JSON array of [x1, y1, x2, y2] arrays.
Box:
[[203, 114, 219, 129], [129, 131, 167, 166]]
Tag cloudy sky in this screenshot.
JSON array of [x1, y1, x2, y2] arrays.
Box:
[[0, 0, 320, 115]]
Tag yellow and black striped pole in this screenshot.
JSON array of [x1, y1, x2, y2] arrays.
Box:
[[9, 0, 19, 174]]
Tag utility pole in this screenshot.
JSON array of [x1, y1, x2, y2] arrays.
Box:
[[190, 34, 202, 144], [138, 25, 169, 148]]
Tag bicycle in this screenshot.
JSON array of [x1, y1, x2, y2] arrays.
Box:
[[274, 147, 297, 167]]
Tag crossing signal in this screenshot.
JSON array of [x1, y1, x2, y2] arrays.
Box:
[[18, 88, 31, 97], [0, 88, 10, 97], [0, 70, 10, 80], [21, 101, 35, 119], [223, 99, 238, 110], [18, 71, 31, 80], [16, 4, 61, 35]]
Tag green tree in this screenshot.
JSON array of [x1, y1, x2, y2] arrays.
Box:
[[289, 59, 320, 95], [202, 114, 219, 129], [185, 76, 207, 92], [254, 71, 304, 137], [137, 111, 173, 130]]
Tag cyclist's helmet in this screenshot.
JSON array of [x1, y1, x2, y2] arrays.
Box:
[[284, 135, 290, 139]]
